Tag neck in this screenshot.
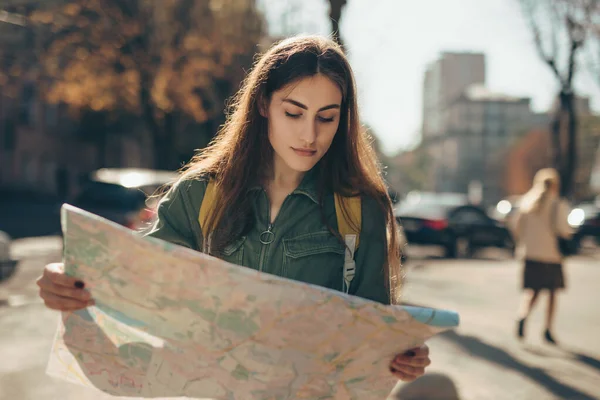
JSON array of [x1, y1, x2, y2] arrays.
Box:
[[268, 156, 305, 192]]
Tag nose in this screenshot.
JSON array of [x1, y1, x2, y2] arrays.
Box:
[[299, 119, 317, 145]]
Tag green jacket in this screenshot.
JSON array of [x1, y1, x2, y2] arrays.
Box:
[[146, 169, 390, 304]]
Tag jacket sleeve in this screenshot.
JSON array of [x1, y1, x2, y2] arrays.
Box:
[[349, 195, 391, 305], [144, 179, 205, 250]]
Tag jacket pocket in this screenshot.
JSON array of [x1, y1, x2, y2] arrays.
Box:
[[219, 236, 246, 265], [283, 231, 345, 289]]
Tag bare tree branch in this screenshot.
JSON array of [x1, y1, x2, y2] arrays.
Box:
[[518, 0, 592, 197], [521, 0, 565, 84]]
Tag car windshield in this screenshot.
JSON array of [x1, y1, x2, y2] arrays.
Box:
[[395, 192, 468, 218]]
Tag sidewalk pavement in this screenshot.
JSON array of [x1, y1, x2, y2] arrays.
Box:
[[391, 250, 600, 400], [0, 236, 62, 307]]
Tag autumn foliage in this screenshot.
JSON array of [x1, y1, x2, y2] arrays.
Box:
[[4, 0, 265, 169]]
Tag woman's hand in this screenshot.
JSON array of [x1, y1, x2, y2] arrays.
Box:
[[36, 263, 94, 311], [389, 344, 430, 382]]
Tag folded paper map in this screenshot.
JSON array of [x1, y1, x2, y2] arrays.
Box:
[[47, 204, 459, 399]]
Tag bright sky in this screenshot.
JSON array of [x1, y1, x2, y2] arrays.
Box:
[[259, 0, 600, 156]]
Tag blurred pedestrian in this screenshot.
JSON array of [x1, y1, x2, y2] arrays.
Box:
[[513, 168, 572, 344]]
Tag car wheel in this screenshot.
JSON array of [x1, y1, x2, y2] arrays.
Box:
[[503, 237, 516, 257], [570, 236, 581, 255], [445, 240, 457, 258], [445, 237, 471, 259], [455, 237, 472, 259]]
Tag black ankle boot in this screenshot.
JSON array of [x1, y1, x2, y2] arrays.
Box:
[[517, 318, 525, 339], [544, 329, 557, 345]]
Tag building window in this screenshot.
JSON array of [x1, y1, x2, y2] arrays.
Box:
[[41, 155, 57, 191], [21, 153, 39, 185], [2, 120, 16, 150], [45, 103, 59, 128], [18, 84, 36, 126], [0, 152, 13, 181]]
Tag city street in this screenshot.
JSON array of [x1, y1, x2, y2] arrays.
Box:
[[1, 238, 599, 400]]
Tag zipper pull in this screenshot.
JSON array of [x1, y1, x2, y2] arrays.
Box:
[[260, 223, 275, 245]]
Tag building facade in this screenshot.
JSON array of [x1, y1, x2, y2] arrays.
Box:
[[439, 85, 549, 203], [419, 52, 551, 205], [421, 52, 486, 139]]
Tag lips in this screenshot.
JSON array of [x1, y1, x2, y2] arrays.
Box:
[[292, 148, 317, 157]]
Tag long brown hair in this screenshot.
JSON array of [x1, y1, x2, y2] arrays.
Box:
[[177, 35, 402, 303]]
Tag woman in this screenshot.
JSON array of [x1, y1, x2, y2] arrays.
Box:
[[514, 168, 572, 344], [37, 36, 430, 383]]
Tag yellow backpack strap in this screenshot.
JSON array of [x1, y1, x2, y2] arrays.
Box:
[[199, 179, 218, 252], [334, 193, 361, 294]]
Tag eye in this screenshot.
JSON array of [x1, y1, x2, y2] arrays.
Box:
[[285, 111, 301, 119], [318, 116, 335, 123]]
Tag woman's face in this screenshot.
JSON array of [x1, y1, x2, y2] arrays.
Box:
[[264, 73, 342, 175]]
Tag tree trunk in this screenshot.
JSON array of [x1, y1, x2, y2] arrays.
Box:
[[564, 91, 577, 198], [550, 98, 563, 173], [328, 0, 347, 50], [552, 90, 577, 198], [139, 73, 175, 170]]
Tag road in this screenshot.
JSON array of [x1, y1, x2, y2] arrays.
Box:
[[1, 239, 599, 400]]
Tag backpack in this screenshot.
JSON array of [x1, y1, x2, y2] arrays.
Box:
[[198, 180, 361, 294]]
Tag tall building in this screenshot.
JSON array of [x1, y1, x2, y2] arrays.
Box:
[[421, 52, 486, 138], [440, 84, 547, 202], [419, 52, 552, 205]]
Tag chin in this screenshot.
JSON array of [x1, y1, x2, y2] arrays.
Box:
[[287, 161, 316, 173], [285, 155, 319, 172]]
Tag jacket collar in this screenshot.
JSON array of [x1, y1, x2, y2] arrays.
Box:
[[249, 167, 320, 204]]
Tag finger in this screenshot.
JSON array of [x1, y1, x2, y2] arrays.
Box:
[[389, 367, 417, 382], [390, 364, 425, 377], [44, 263, 85, 289], [40, 291, 93, 311], [407, 345, 429, 358], [38, 280, 92, 303], [41, 290, 94, 311], [393, 356, 431, 368]]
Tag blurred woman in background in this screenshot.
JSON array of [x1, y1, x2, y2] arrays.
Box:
[[513, 168, 572, 344]]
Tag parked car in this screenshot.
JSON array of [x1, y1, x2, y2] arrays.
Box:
[[0, 230, 18, 283], [569, 201, 600, 250], [70, 168, 178, 231], [395, 191, 514, 258]]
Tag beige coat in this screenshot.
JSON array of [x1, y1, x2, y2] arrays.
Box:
[[513, 196, 573, 264]]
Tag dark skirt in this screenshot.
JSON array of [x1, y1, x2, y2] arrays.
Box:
[[523, 259, 565, 290]]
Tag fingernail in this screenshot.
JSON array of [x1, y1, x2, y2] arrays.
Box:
[[74, 281, 85, 289], [404, 351, 416, 357]]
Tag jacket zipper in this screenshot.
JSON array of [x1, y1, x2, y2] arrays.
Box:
[[257, 190, 291, 272]]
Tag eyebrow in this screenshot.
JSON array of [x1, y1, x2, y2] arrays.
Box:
[[282, 98, 340, 112]]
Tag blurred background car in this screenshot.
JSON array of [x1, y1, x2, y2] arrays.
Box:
[[395, 191, 514, 258], [493, 195, 600, 254], [0, 230, 18, 283], [568, 200, 600, 251], [490, 195, 523, 227], [70, 168, 178, 231]]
